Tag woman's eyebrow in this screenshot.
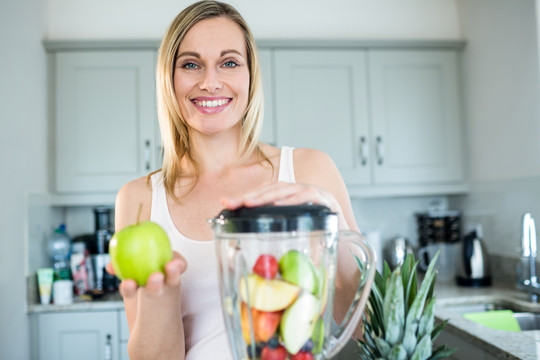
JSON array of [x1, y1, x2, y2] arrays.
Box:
[[177, 51, 200, 59], [220, 49, 243, 57]]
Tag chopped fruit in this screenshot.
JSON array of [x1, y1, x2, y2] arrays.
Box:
[[261, 344, 287, 360], [279, 250, 319, 294], [280, 292, 320, 355], [240, 302, 282, 343], [291, 351, 315, 360], [253, 254, 279, 279], [311, 318, 325, 354], [239, 274, 300, 312], [300, 339, 314, 352]]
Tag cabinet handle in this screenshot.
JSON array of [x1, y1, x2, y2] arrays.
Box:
[[376, 136, 384, 165], [144, 140, 151, 171], [104, 333, 112, 360], [359, 136, 368, 166]]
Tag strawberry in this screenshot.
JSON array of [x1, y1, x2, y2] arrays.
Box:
[[253, 254, 279, 279], [261, 344, 287, 360], [290, 350, 314, 360]]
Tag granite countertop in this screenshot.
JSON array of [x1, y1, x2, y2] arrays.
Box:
[[27, 292, 124, 314], [433, 281, 540, 360]]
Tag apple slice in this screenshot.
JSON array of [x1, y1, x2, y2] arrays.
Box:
[[240, 302, 282, 343], [239, 274, 300, 312], [280, 292, 321, 355], [279, 250, 319, 294]]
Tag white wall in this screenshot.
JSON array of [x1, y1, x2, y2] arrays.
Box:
[[0, 1, 48, 359], [45, 0, 462, 40], [451, 0, 540, 257]]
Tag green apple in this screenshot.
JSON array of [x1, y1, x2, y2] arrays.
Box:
[[280, 291, 321, 354], [279, 250, 319, 294], [109, 221, 173, 286], [239, 273, 300, 312]]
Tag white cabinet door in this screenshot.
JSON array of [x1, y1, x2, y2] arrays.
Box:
[[368, 50, 464, 185], [259, 48, 275, 145], [274, 50, 371, 185], [37, 311, 119, 360], [55, 50, 157, 193]]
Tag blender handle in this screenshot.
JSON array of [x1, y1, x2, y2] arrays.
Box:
[[324, 230, 376, 359]]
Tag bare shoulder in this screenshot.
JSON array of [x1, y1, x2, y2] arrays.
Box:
[[292, 148, 341, 185], [115, 175, 154, 231]]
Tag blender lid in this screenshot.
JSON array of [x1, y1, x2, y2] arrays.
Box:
[[213, 204, 337, 233]]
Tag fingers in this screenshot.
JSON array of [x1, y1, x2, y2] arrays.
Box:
[[118, 251, 187, 299], [119, 279, 137, 298], [105, 262, 115, 276], [222, 182, 331, 210]]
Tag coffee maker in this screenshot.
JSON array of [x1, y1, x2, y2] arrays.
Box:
[[91, 207, 118, 293]]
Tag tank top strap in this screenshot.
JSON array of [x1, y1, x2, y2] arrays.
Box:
[[278, 146, 296, 183]]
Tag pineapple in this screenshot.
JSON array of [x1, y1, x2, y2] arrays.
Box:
[[356, 252, 456, 360]]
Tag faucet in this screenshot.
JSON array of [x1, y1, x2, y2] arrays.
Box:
[[517, 213, 540, 302]]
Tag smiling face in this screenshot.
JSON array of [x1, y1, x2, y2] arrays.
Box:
[[173, 17, 250, 136]]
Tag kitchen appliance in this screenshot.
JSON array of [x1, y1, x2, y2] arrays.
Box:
[[419, 242, 458, 283], [384, 236, 414, 269], [90, 206, 117, 293], [209, 205, 375, 360], [456, 225, 492, 287], [416, 210, 461, 246]]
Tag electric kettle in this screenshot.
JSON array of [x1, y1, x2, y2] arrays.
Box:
[[209, 204, 376, 360], [456, 225, 492, 287]]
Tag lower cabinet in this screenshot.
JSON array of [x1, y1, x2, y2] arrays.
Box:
[[31, 310, 130, 360]]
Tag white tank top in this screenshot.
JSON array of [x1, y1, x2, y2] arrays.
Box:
[[150, 146, 295, 359]]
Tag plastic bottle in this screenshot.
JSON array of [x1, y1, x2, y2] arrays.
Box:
[[48, 224, 72, 280]]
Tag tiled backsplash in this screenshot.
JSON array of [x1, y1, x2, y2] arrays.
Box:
[[449, 175, 540, 258]]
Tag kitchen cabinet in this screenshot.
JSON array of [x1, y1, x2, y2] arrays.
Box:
[[368, 50, 464, 185], [273, 50, 371, 185], [272, 48, 466, 195], [31, 310, 125, 360], [259, 48, 276, 145], [53, 50, 159, 193]]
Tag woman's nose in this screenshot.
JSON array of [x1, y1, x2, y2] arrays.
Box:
[[199, 68, 222, 92]]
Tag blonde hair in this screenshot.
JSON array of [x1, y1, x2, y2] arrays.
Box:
[[154, 0, 267, 199]]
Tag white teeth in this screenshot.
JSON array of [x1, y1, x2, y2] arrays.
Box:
[[197, 99, 228, 108]]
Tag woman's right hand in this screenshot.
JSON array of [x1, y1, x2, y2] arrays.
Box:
[[106, 251, 188, 298]]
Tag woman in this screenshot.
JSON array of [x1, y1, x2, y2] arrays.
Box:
[[112, 1, 361, 359]]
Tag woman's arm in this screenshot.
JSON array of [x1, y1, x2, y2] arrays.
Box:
[[114, 177, 187, 360]]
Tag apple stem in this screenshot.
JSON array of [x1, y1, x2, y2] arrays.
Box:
[[136, 203, 143, 224]]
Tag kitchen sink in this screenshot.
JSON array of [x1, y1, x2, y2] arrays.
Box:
[[438, 295, 540, 331], [513, 312, 540, 331]]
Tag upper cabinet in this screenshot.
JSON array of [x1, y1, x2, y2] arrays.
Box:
[[273, 49, 371, 185], [368, 50, 464, 185], [53, 50, 159, 193], [269, 47, 466, 196], [47, 41, 467, 200]]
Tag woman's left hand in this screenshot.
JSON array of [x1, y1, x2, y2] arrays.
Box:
[[220, 181, 339, 212]]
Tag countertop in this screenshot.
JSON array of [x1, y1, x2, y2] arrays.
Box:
[[27, 292, 124, 314], [434, 281, 540, 360], [27, 280, 540, 359]]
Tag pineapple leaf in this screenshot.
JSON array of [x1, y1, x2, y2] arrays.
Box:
[[410, 333, 432, 360], [428, 344, 457, 360], [388, 344, 408, 360], [382, 261, 392, 292], [383, 268, 405, 346], [418, 297, 436, 338], [405, 251, 439, 329], [405, 260, 419, 311], [431, 319, 450, 341]]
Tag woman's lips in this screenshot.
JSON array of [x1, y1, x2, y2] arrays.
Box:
[[191, 97, 232, 114]]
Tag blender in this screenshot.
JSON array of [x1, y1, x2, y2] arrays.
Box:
[[210, 204, 375, 360]]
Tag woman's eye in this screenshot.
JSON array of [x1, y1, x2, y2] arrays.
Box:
[[223, 60, 239, 68], [182, 62, 199, 69]]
